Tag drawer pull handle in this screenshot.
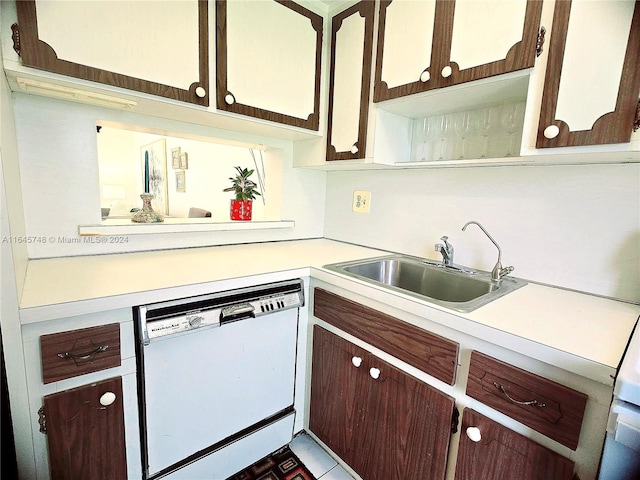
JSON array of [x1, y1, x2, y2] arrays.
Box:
[[58, 344, 109, 365], [493, 382, 546, 408]]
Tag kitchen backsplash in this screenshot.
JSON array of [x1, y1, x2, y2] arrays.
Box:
[[323, 164, 640, 303]]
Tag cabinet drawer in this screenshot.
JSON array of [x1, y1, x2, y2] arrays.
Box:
[[313, 288, 458, 385], [467, 351, 587, 450], [40, 323, 121, 384]]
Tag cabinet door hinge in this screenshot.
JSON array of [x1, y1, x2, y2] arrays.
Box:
[[536, 26, 546, 57], [451, 406, 460, 434], [37, 406, 47, 434], [11, 23, 21, 56], [634, 98, 640, 132]]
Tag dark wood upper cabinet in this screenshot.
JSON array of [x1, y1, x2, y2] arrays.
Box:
[[15, 0, 209, 106], [309, 326, 455, 480], [536, 0, 640, 148], [44, 377, 127, 480], [215, 0, 323, 130], [374, 0, 543, 103], [455, 408, 575, 480], [326, 1, 375, 161]]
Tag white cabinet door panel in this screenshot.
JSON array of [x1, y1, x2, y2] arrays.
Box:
[[450, 0, 528, 70], [35, 1, 200, 90], [380, 0, 436, 89], [555, 0, 634, 131], [226, 1, 316, 119]]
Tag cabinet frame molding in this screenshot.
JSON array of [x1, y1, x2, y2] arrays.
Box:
[[536, 0, 640, 148], [373, 0, 543, 103], [14, 0, 210, 107], [326, 1, 375, 161], [215, 0, 323, 130]]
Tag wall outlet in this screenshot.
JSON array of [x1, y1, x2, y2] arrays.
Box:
[[352, 190, 371, 213]]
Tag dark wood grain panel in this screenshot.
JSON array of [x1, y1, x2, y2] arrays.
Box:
[[15, 0, 209, 106], [44, 377, 127, 480], [309, 325, 364, 467], [313, 288, 458, 385], [536, 0, 640, 147], [360, 339, 454, 480], [455, 408, 575, 480], [467, 351, 587, 450], [215, 0, 322, 130], [309, 326, 454, 480], [40, 323, 121, 384]]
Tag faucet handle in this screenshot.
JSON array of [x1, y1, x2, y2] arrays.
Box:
[[499, 266, 514, 278], [439, 236, 453, 253]]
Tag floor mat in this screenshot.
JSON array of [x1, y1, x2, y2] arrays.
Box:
[[226, 445, 317, 480]]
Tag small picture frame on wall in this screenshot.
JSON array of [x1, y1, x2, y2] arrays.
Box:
[[176, 171, 186, 192], [171, 147, 181, 169], [179, 152, 189, 169]]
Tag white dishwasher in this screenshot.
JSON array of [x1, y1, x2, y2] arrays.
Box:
[[134, 279, 304, 480]]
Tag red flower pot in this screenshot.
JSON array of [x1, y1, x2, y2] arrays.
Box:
[[230, 199, 253, 221]]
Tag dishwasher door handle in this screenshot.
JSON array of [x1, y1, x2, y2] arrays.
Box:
[[220, 303, 256, 324]]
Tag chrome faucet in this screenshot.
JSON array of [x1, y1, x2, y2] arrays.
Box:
[[461, 221, 514, 282], [435, 236, 454, 266]]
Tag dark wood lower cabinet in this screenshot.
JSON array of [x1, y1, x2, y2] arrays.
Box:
[[309, 326, 455, 480], [43, 376, 127, 480], [454, 409, 575, 480]]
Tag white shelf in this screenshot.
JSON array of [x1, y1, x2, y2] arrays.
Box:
[[78, 218, 295, 236]]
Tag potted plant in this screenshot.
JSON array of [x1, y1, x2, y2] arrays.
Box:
[[223, 166, 261, 221]]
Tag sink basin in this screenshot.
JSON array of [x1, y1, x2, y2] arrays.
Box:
[[324, 254, 526, 313]]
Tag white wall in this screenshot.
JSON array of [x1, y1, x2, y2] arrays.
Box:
[[0, 64, 35, 477], [12, 93, 327, 258], [323, 164, 640, 302]]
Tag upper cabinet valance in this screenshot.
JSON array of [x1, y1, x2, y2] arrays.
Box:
[[14, 0, 210, 106], [215, 0, 323, 131]]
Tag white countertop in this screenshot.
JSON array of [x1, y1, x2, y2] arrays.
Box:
[[20, 239, 387, 316], [19, 239, 639, 383]]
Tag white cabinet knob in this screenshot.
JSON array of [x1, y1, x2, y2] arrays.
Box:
[[99, 391, 116, 407], [352, 356, 362, 368], [369, 367, 381, 380], [195, 86, 207, 98], [543, 125, 560, 139], [441, 65, 453, 78], [224, 93, 235, 105], [466, 426, 482, 442], [350, 144, 359, 154], [420, 70, 431, 83]]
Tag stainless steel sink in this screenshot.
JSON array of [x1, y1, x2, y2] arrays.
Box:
[[323, 254, 526, 313]]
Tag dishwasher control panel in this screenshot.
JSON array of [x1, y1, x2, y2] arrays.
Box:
[[145, 308, 221, 340], [137, 278, 305, 344], [257, 291, 303, 313]]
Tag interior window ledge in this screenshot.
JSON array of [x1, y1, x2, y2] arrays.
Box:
[[78, 219, 295, 236]]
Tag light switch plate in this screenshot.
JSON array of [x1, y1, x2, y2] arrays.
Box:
[[352, 190, 371, 213]]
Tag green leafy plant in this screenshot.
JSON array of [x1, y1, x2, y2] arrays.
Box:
[[223, 166, 261, 201]]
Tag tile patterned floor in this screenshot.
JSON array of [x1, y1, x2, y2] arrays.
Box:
[[289, 432, 357, 480]]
